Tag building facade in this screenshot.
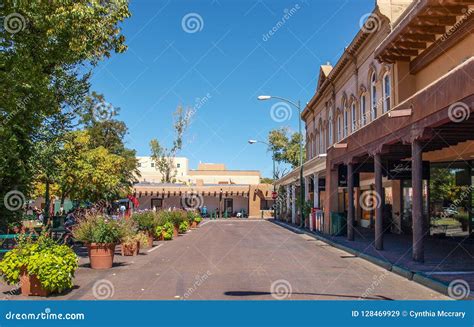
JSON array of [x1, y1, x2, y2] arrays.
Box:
[[134, 158, 273, 218], [276, 0, 474, 262]]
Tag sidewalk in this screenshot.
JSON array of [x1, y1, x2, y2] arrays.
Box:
[[272, 220, 474, 299]]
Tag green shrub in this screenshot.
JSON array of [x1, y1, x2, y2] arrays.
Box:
[[131, 212, 157, 233], [186, 210, 202, 224], [194, 216, 202, 223], [73, 214, 125, 244], [156, 210, 171, 226], [0, 233, 78, 293], [168, 210, 187, 226], [162, 222, 174, 240], [179, 221, 189, 233]]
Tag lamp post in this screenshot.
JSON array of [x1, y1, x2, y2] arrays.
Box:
[[257, 95, 305, 228], [248, 139, 277, 220]]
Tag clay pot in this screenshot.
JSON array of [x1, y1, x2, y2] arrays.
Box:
[[173, 225, 179, 237], [191, 221, 197, 229], [88, 243, 116, 269], [20, 268, 49, 297], [145, 232, 154, 248], [121, 241, 139, 256]]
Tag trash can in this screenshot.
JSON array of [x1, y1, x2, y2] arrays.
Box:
[[330, 212, 347, 236]]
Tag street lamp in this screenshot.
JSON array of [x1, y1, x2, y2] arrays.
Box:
[[248, 139, 277, 220], [257, 95, 305, 228]]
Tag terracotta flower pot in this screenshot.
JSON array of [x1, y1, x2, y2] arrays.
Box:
[[88, 243, 116, 269], [121, 241, 139, 256], [142, 232, 154, 248], [191, 221, 197, 229], [173, 225, 179, 237], [20, 268, 49, 297]]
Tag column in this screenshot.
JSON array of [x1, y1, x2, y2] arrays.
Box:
[[313, 173, 319, 208], [412, 139, 424, 262], [347, 163, 355, 241], [286, 184, 290, 220], [291, 184, 296, 224], [374, 153, 384, 250]]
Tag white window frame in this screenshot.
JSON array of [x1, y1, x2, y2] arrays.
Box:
[[371, 72, 377, 120], [383, 72, 391, 113], [351, 102, 357, 132], [360, 94, 366, 126]]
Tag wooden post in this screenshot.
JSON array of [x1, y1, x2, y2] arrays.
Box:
[[375, 153, 384, 250], [347, 163, 355, 241], [412, 139, 424, 262]]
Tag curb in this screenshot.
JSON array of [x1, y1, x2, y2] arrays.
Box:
[[271, 220, 459, 299]]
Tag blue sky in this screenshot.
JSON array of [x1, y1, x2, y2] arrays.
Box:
[[90, 0, 374, 178]]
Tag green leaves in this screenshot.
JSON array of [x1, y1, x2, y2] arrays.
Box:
[[73, 214, 126, 244], [0, 233, 78, 293], [268, 127, 305, 169]]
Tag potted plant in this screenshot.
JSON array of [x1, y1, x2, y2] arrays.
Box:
[[155, 222, 174, 241], [179, 220, 189, 234], [168, 210, 186, 237], [0, 232, 78, 296], [132, 212, 157, 248], [73, 214, 125, 269], [194, 216, 202, 227]]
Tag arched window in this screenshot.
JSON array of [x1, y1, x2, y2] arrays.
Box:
[[328, 116, 333, 145], [383, 73, 391, 112], [360, 94, 366, 126], [337, 115, 342, 142], [370, 72, 377, 120], [343, 100, 348, 138], [351, 102, 357, 132], [319, 128, 324, 154]]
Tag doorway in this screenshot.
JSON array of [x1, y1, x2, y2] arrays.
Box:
[[224, 198, 233, 216]]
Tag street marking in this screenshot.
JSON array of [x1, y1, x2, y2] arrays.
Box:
[[147, 243, 164, 253]]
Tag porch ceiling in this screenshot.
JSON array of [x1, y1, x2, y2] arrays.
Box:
[[375, 0, 474, 72]]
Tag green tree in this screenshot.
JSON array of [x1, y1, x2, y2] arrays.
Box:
[[268, 127, 305, 169], [150, 106, 191, 183], [0, 0, 130, 229]]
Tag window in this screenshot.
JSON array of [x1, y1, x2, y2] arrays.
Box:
[[383, 73, 391, 112], [320, 128, 325, 153], [343, 109, 348, 138], [137, 162, 141, 167], [360, 95, 366, 126], [177, 163, 181, 168], [351, 102, 356, 132], [151, 162, 155, 168], [337, 115, 342, 141], [328, 116, 333, 145], [371, 72, 377, 120]]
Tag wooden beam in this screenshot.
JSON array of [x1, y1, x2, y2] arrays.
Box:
[[394, 41, 427, 49], [400, 33, 436, 42], [415, 16, 457, 26], [407, 25, 447, 34]]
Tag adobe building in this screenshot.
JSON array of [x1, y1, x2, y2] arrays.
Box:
[[133, 158, 274, 218], [276, 0, 474, 262]]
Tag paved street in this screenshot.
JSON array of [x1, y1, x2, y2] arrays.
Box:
[[2, 220, 448, 300]]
